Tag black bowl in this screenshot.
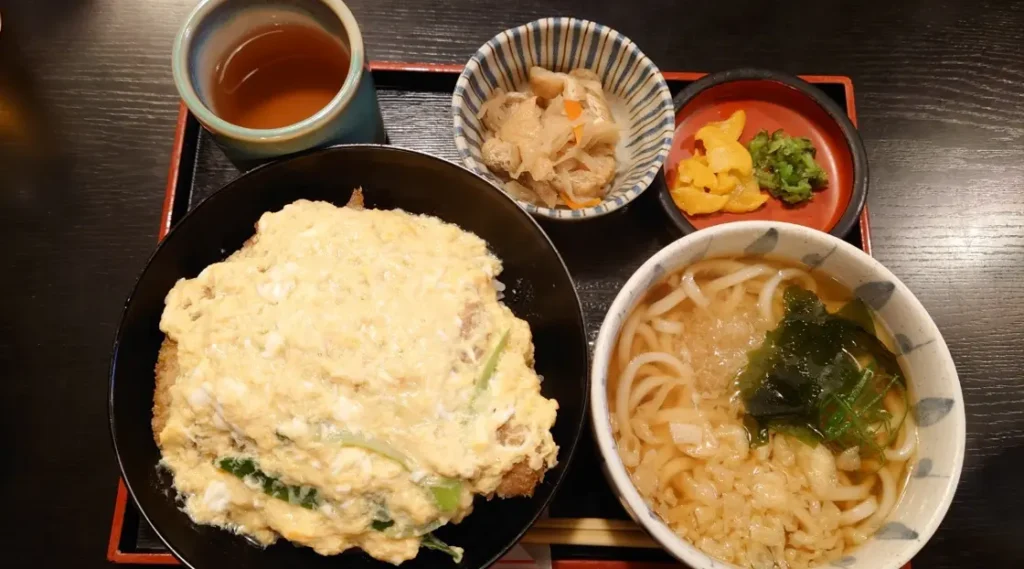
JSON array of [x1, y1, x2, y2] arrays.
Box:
[[108, 145, 588, 569]]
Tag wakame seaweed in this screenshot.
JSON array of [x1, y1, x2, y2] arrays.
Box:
[[836, 296, 876, 336], [738, 286, 905, 458]]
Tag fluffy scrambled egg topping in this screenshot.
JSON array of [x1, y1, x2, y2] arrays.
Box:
[[154, 199, 558, 564]]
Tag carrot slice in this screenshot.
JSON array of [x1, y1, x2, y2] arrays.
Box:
[[559, 190, 601, 210], [564, 100, 585, 144], [564, 99, 583, 120]]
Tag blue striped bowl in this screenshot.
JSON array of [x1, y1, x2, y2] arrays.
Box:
[[452, 18, 674, 220]]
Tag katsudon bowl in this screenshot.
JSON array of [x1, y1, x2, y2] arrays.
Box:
[[108, 145, 589, 569]]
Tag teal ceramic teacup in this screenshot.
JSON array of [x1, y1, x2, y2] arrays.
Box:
[[172, 0, 386, 167]]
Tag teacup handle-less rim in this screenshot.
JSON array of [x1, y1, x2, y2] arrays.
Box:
[[171, 0, 365, 143], [589, 220, 965, 569]]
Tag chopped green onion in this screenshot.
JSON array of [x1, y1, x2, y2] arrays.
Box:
[[428, 477, 463, 514], [326, 430, 412, 470], [421, 533, 464, 563], [325, 429, 463, 512], [217, 457, 320, 509], [477, 329, 510, 393], [370, 510, 445, 539]]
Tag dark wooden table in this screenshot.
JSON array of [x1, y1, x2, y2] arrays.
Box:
[[1, 0, 1021, 566]]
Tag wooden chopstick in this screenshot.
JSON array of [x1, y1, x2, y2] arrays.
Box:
[[521, 517, 660, 548], [533, 518, 644, 531]]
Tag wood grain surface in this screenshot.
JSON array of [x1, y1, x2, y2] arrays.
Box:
[[0, 0, 1022, 567]]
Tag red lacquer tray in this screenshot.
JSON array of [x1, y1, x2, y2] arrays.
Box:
[[107, 62, 901, 569]]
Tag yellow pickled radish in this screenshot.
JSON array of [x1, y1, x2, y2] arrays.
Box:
[[677, 157, 718, 191], [708, 109, 746, 141], [723, 189, 768, 213], [706, 139, 753, 175], [713, 172, 738, 195], [723, 174, 768, 213], [671, 185, 730, 215]]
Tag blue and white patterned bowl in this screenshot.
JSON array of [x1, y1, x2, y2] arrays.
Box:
[[590, 221, 965, 569], [452, 18, 674, 220]]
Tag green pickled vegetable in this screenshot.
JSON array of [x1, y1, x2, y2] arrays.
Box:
[[421, 533, 465, 563], [738, 287, 905, 459], [747, 129, 829, 204], [217, 457, 320, 509]]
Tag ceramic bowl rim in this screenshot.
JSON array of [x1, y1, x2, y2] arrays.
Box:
[[657, 68, 869, 239], [589, 220, 965, 569], [451, 17, 674, 221], [171, 0, 365, 142]]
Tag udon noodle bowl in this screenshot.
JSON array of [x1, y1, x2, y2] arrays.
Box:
[[609, 257, 916, 569]]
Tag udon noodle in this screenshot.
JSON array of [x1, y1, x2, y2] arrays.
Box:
[[609, 258, 916, 569]]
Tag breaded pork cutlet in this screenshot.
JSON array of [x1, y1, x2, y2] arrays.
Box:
[[153, 344, 548, 498], [495, 422, 545, 497], [151, 188, 549, 500]]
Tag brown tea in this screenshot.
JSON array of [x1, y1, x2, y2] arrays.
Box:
[[209, 23, 349, 130]]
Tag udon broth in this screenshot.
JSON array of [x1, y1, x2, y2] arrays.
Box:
[[609, 257, 915, 569]]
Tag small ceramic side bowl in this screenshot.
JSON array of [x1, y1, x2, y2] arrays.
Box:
[[659, 69, 868, 238], [452, 17, 674, 220], [172, 0, 386, 167], [590, 221, 965, 569]]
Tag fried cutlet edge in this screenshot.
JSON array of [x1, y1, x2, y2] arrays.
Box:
[[152, 338, 177, 448], [495, 461, 545, 498], [495, 422, 549, 498]]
